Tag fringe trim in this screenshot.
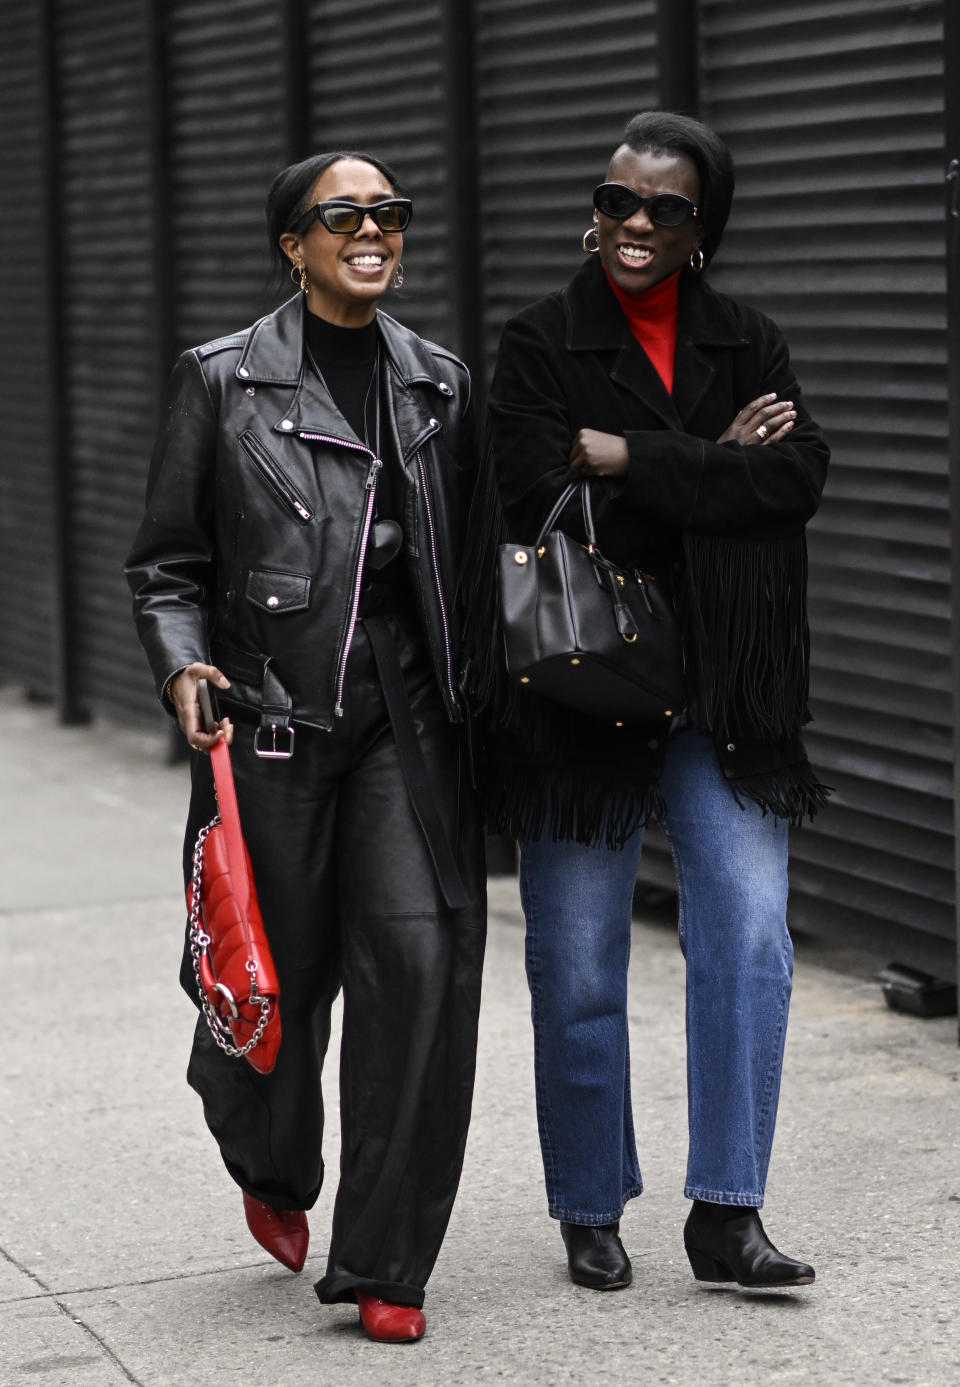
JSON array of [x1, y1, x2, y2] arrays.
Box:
[[683, 530, 810, 741], [486, 762, 665, 850], [479, 680, 668, 848], [729, 759, 833, 827], [456, 436, 507, 713]]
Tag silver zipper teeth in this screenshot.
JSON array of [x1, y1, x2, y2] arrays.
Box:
[[298, 431, 381, 719], [334, 459, 380, 716], [416, 450, 456, 709]]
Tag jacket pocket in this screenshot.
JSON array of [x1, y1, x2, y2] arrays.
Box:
[[246, 568, 311, 613], [239, 430, 313, 522]]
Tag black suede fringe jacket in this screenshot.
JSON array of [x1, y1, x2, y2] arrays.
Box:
[[461, 255, 832, 849]]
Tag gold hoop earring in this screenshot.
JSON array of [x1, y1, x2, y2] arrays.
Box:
[[582, 226, 600, 254], [689, 246, 704, 273], [392, 263, 404, 289]]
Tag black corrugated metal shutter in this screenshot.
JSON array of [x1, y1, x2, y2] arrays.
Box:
[[0, 2, 58, 695], [693, 0, 953, 975], [307, 1, 454, 349], [57, 0, 160, 721], [168, 0, 290, 353], [476, 0, 659, 365]]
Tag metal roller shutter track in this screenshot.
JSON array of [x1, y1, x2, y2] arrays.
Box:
[[57, 0, 160, 721], [687, 0, 953, 974], [168, 0, 290, 353], [476, 0, 659, 367], [308, 1, 453, 348]]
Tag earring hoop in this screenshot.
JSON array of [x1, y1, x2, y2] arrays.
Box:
[[582, 226, 600, 254], [689, 246, 704, 273], [392, 263, 404, 289]]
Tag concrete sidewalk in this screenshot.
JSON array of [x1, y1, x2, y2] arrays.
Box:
[[1, 686, 958, 1387]]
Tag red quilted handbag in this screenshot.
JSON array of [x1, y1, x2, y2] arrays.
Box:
[[186, 735, 281, 1074]]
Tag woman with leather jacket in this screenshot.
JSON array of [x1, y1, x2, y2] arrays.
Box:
[[481, 112, 829, 1294], [125, 151, 486, 1343]]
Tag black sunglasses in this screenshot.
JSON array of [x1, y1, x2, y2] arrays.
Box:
[[593, 183, 699, 227], [288, 197, 413, 236]]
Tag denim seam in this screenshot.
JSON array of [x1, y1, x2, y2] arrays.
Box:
[[520, 862, 564, 1207], [751, 965, 791, 1202], [662, 782, 788, 1206]]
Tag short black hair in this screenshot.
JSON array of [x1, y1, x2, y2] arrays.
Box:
[[265, 150, 405, 279], [619, 111, 735, 268]]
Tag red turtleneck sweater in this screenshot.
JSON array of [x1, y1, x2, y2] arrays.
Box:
[[603, 265, 681, 395]]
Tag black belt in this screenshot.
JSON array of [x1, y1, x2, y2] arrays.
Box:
[[363, 614, 471, 911]]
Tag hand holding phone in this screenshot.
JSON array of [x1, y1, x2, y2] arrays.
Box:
[[168, 664, 234, 752], [197, 678, 219, 734]]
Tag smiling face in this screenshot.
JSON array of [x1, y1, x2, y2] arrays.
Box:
[[596, 145, 702, 294], [278, 157, 403, 326]]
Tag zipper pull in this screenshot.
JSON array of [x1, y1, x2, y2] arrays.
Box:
[[365, 457, 383, 490]]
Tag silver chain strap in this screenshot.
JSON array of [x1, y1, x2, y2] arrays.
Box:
[[188, 817, 272, 1060]]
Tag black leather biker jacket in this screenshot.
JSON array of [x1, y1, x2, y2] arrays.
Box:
[[126, 293, 475, 733]]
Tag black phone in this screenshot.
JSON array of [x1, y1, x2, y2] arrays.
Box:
[[197, 678, 220, 734]]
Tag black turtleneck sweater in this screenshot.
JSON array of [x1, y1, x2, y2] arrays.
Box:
[[304, 309, 406, 593]]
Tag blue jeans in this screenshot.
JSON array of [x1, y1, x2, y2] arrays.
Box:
[[519, 725, 792, 1223]]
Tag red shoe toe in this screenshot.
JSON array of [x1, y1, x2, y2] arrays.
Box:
[[356, 1290, 426, 1342], [242, 1191, 308, 1273]]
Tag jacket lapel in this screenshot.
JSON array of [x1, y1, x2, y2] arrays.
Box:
[[563, 256, 747, 430], [234, 294, 445, 456], [610, 339, 682, 430], [671, 273, 747, 425]]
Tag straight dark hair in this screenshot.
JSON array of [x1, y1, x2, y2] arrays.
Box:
[[620, 111, 735, 268], [265, 150, 405, 282]]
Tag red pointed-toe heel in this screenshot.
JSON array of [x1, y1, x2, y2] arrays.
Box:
[[242, 1191, 309, 1273], [355, 1290, 426, 1343]]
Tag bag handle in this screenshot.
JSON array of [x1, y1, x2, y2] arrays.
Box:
[[534, 478, 600, 549], [534, 479, 642, 643], [208, 739, 252, 917]]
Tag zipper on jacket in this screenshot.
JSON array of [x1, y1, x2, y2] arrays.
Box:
[[416, 449, 457, 712], [239, 431, 313, 522], [298, 430, 382, 718]]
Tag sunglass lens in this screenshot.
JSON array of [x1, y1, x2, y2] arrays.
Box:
[[649, 195, 692, 227], [595, 184, 639, 219], [375, 204, 409, 232], [322, 205, 362, 233]]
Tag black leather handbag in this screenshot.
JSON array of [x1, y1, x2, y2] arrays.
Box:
[[498, 480, 684, 724]]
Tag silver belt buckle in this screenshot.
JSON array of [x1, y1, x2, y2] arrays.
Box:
[[253, 723, 295, 759]]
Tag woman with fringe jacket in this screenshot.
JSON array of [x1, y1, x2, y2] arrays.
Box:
[[477, 112, 829, 1294]]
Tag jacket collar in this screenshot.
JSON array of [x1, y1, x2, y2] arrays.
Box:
[[562, 255, 747, 427], [236, 292, 449, 389], [235, 294, 448, 454]]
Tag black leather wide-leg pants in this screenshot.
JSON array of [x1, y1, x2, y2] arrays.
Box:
[[180, 612, 486, 1308]]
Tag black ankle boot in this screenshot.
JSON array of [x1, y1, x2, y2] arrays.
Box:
[[560, 1221, 632, 1290], [683, 1202, 815, 1288]]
